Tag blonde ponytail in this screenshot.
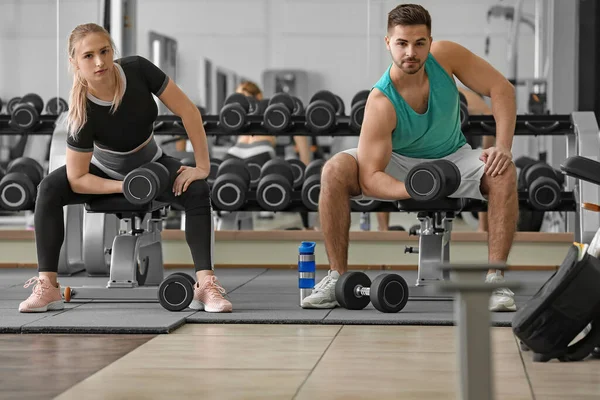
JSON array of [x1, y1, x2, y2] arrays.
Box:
[[66, 23, 124, 138]]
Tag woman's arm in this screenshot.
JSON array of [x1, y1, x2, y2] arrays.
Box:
[[158, 79, 210, 176], [293, 135, 312, 165], [65, 149, 122, 194]]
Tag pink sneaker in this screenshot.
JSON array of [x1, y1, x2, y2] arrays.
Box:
[[19, 276, 64, 313], [189, 275, 232, 313]]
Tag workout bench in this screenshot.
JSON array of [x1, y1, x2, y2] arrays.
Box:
[[398, 197, 483, 299], [63, 195, 194, 310]]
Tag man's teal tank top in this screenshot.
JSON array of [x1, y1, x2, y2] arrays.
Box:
[[373, 53, 466, 159]]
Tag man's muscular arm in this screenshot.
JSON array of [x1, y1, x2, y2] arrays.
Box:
[[356, 90, 411, 200], [434, 41, 516, 176]]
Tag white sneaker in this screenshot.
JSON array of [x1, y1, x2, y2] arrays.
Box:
[[301, 270, 340, 309], [486, 271, 517, 312]]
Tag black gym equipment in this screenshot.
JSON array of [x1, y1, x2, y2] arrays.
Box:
[[405, 160, 461, 201], [6, 97, 21, 115], [301, 159, 325, 211], [263, 92, 303, 133], [10, 93, 44, 131], [157, 272, 196, 311], [0, 157, 44, 211], [256, 158, 295, 211], [349, 90, 369, 133], [45, 97, 69, 115], [123, 162, 171, 205], [218, 93, 259, 133], [520, 161, 563, 211], [211, 158, 251, 211], [305, 90, 341, 134], [335, 271, 409, 313], [350, 199, 383, 212], [285, 158, 306, 190]]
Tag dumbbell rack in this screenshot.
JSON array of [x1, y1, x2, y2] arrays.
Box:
[[0, 112, 584, 216], [152, 113, 575, 138]]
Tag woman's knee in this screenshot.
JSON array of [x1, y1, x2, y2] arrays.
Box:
[[35, 171, 68, 208], [180, 179, 211, 212]]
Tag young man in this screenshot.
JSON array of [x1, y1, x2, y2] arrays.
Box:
[[302, 4, 518, 312]]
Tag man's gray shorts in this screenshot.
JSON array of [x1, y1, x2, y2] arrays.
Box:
[[342, 144, 487, 202]]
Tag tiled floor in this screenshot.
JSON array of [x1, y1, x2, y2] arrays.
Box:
[[4, 324, 599, 400]]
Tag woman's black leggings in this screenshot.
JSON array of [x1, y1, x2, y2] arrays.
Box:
[[35, 154, 213, 273]]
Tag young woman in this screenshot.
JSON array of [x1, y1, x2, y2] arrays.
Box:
[[19, 23, 231, 313]]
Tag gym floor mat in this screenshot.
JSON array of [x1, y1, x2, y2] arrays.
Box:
[[0, 268, 553, 333]]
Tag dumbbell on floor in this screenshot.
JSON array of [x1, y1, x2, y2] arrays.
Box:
[[335, 271, 409, 313], [256, 159, 295, 211], [211, 158, 251, 211], [157, 272, 196, 311], [10, 94, 44, 131], [123, 162, 170, 205], [301, 159, 325, 211], [405, 160, 461, 201], [0, 157, 44, 211]]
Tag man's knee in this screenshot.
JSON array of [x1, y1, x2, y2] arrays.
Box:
[[480, 163, 517, 195], [321, 153, 359, 190]]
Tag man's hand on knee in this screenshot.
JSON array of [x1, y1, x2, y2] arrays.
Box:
[[479, 146, 512, 177]]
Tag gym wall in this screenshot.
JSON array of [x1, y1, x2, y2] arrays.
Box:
[[1, 0, 550, 114]]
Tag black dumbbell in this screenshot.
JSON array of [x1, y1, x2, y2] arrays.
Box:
[[211, 158, 251, 211], [349, 90, 369, 133], [256, 159, 295, 211], [335, 271, 409, 313], [405, 160, 461, 201], [123, 162, 170, 205], [0, 157, 44, 211], [520, 162, 562, 211], [45, 97, 69, 115], [333, 94, 345, 115], [6, 97, 21, 115], [350, 199, 382, 212], [301, 159, 325, 211], [291, 96, 305, 115], [305, 90, 341, 134], [219, 93, 258, 133], [158, 272, 195, 311], [10, 94, 44, 131], [263, 93, 303, 133], [285, 158, 305, 190]]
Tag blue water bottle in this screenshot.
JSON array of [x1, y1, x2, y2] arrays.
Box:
[[298, 241, 316, 306]]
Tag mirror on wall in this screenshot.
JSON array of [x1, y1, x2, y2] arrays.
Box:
[[0, 0, 568, 235]]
